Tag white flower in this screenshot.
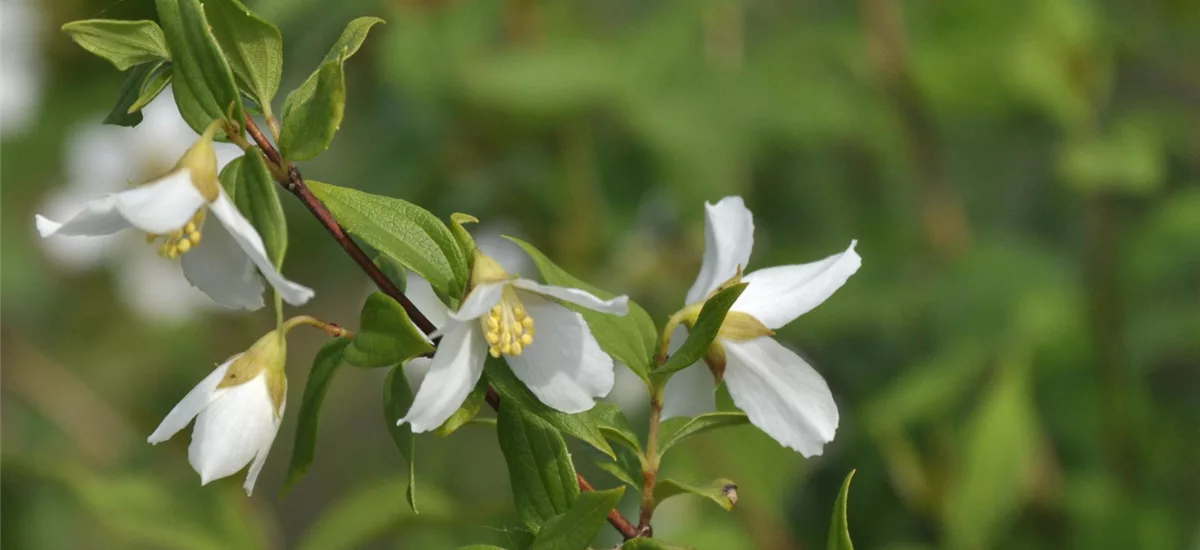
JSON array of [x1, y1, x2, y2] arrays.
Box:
[[0, 0, 43, 136], [147, 332, 288, 495], [35, 121, 313, 309], [662, 196, 861, 456], [398, 251, 629, 432]]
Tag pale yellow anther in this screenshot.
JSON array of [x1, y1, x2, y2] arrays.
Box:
[[146, 209, 207, 260], [478, 285, 537, 358]]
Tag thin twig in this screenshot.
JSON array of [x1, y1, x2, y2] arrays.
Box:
[[241, 115, 639, 540]]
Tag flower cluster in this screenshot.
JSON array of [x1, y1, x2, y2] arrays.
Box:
[[38, 110, 858, 499]]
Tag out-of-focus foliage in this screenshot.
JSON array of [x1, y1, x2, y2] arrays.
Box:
[[2, 0, 1198, 549]]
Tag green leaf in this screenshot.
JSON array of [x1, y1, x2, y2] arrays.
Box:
[[531, 487, 625, 550], [383, 364, 418, 512], [449, 213, 479, 259], [587, 402, 643, 455], [62, 19, 169, 71], [459, 546, 508, 550], [307, 180, 468, 299], [345, 293, 435, 368], [434, 377, 489, 436], [372, 254, 408, 294], [278, 17, 383, 160], [592, 457, 639, 489], [203, 0, 284, 110], [652, 283, 747, 382], [943, 359, 1038, 549], [827, 470, 856, 550], [154, 0, 244, 135], [104, 62, 164, 127], [654, 478, 738, 512], [497, 396, 580, 531], [657, 412, 749, 458], [218, 151, 287, 268], [282, 339, 349, 496], [486, 357, 614, 459], [299, 477, 452, 550], [507, 237, 658, 383]]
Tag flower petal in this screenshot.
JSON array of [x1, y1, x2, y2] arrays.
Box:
[[406, 273, 450, 329], [181, 213, 266, 310], [687, 196, 755, 305], [505, 296, 614, 413], [660, 327, 716, 419], [722, 337, 838, 456], [242, 399, 285, 496], [511, 279, 629, 315], [208, 192, 314, 306], [147, 358, 234, 444], [35, 195, 131, 238], [734, 241, 861, 329], [447, 281, 505, 322], [399, 321, 487, 432], [113, 169, 207, 234], [188, 372, 279, 484]]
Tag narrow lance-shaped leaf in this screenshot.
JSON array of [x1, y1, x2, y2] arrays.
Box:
[[827, 470, 856, 550], [497, 396, 580, 532], [153, 0, 244, 135], [281, 338, 350, 496], [531, 487, 625, 550], [507, 236, 658, 383], [218, 151, 288, 268], [657, 412, 749, 457], [587, 402, 643, 456], [203, 0, 283, 111], [383, 364, 418, 512], [344, 292, 435, 368], [653, 478, 738, 512], [652, 283, 747, 382], [127, 63, 173, 115], [278, 17, 383, 161], [62, 19, 169, 70], [486, 357, 614, 459], [307, 180, 468, 299]]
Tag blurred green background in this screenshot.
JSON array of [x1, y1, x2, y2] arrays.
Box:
[[3, 0, 1199, 548]]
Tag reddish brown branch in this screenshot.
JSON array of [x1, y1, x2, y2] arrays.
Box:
[[242, 115, 638, 539]]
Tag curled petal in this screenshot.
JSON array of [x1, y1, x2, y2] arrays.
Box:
[[734, 241, 861, 329], [35, 195, 131, 238], [188, 372, 280, 485], [448, 282, 505, 322], [399, 322, 488, 432], [687, 196, 755, 305], [723, 337, 838, 456], [208, 192, 314, 306], [511, 279, 628, 315], [148, 358, 235, 444], [181, 214, 265, 310], [113, 169, 207, 234], [505, 296, 614, 413], [242, 399, 285, 496]]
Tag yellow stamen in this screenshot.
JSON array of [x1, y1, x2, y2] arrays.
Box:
[[479, 286, 536, 357], [146, 210, 207, 260]]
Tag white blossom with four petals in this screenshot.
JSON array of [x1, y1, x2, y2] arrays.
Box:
[[398, 252, 629, 432], [35, 122, 313, 309], [147, 332, 289, 495], [663, 196, 861, 456]]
